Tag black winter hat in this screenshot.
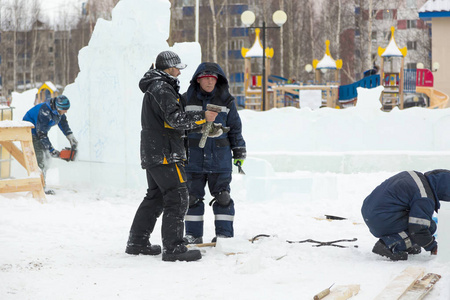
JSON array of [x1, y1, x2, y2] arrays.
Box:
[[155, 51, 187, 70]]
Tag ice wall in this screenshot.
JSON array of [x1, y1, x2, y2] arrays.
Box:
[[53, 0, 450, 190], [60, 0, 201, 188]]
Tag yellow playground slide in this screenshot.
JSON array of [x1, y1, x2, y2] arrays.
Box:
[[416, 86, 449, 109]]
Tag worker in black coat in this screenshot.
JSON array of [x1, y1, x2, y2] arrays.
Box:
[[361, 169, 450, 260], [125, 51, 218, 262]]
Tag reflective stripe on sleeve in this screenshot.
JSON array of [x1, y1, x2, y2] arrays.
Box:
[[408, 171, 427, 197], [409, 216, 431, 227]]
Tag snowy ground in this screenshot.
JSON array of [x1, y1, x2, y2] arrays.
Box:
[[0, 170, 449, 299]]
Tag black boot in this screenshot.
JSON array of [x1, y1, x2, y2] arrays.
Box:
[[125, 234, 161, 255], [162, 245, 202, 262], [183, 235, 203, 245], [372, 239, 408, 261]]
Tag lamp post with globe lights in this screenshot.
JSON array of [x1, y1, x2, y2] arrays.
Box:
[[241, 10, 287, 111]]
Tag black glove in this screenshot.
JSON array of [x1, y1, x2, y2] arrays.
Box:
[[50, 150, 60, 158]]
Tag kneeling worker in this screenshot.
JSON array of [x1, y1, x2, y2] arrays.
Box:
[[361, 169, 450, 260]]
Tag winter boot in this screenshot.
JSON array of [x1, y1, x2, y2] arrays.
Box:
[[211, 235, 230, 243], [125, 234, 161, 255], [162, 245, 202, 262], [406, 244, 422, 255], [183, 235, 203, 245], [372, 239, 408, 261], [45, 189, 55, 195]]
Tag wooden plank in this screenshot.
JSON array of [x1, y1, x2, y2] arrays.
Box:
[[0, 141, 27, 168], [0, 127, 32, 142], [0, 177, 43, 193], [374, 266, 425, 300], [399, 273, 441, 300], [328, 284, 360, 300]]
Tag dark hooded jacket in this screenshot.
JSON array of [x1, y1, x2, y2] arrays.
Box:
[[23, 98, 73, 152], [183, 62, 246, 173], [138, 68, 206, 169], [361, 169, 450, 251]]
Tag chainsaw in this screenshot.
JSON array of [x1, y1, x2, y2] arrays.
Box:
[[59, 146, 77, 162]]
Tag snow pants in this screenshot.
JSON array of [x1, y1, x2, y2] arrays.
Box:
[[128, 163, 189, 251], [32, 135, 50, 185], [185, 172, 235, 238], [364, 214, 437, 253]]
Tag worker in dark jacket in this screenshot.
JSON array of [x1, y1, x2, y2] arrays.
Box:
[[182, 62, 246, 244], [125, 51, 218, 262], [361, 169, 450, 261], [23, 95, 77, 194]]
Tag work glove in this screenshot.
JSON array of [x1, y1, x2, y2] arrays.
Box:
[[233, 159, 244, 167], [50, 149, 60, 158], [66, 134, 78, 149], [207, 123, 230, 138]]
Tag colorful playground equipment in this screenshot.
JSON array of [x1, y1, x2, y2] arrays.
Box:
[[241, 26, 448, 110]]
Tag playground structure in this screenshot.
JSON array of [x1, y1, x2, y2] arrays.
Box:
[[241, 27, 448, 111], [35, 81, 59, 105]]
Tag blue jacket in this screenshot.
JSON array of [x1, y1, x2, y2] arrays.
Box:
[[23, 99, 72, 152], [184, 62, 246, 173], [361, 170, 450, 251]]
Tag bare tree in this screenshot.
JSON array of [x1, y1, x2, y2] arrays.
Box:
[[29, 1, 44, 88], [208, 0, 226, 63]]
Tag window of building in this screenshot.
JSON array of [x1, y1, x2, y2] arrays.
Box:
[[49, 47, 53, 53], [49, 60, 54, 66], [383, 9, 393, 20], [407, 62, 417, 69], [407, 20, 417, 28], [372, 31, 377, 42], [36, 74, 41, 81], [407, 41, 417, 50], [7, 62, 13, 68], [0, 55, 1, 65]]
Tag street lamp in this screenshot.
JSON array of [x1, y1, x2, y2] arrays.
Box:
[[241, 10, 287, 111]]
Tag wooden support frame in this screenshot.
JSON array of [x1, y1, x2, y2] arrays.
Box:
[[0, 124, 46, 202]]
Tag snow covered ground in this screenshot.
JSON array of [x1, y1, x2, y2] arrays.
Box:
[[1, 170, 449, 299], [1, 0, 450, 299]]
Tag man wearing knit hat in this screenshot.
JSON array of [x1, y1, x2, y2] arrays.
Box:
[[183, 62, 246, 244], [126, 51, 218, 262], [23, 95, 77, 195]]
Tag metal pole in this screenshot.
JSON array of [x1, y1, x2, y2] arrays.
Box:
[[262, 21, 266, 111]]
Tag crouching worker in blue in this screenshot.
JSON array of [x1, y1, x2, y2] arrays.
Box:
[[23, 95, 78, 194], [361, 169, 450, 261], [183, 62, 246, 244]]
